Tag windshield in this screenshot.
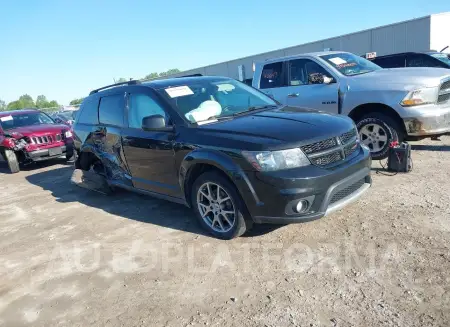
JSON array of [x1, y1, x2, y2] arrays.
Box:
[[430, 53, 450, 66], [0, 112, 55, 130], [158, 79, 278, 123], [320, 53, 382, 76], [58, 110, 78, 120]]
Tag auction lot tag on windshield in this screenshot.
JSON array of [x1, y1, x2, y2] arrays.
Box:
[[165, 86, 194, 98], [329, 57, 347, 65], [0, 115, 13, 122]]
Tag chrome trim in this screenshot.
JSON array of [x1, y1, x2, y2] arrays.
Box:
[[325, 182, 371, 215]]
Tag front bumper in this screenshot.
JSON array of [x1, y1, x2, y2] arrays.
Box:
[[26, 145, 71, 162], [237, 146, 372, 224], [402, 105, 450, 136]]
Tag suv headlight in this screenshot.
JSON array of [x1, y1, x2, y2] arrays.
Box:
[[400, 87, 438, 107], [242, 148, 310, 171]]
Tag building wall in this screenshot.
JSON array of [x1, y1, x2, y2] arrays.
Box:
[[430, 12, 450, 53], [160, 14, 442, 81]]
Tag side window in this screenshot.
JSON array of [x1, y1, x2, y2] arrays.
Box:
[[260, 62, 283, 89], [289, 59, 332, 86], [128, 93, 168, 129], [407, 54, 443, 68], [77, 97, 99, 124], [99, 94, 125, 126], [372, 55, 405, 68]]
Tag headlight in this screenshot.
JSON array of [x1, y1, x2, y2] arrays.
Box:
[[242, 148, 310, 171], [400, 87, 438, 107], [65, 130, 73, 138]]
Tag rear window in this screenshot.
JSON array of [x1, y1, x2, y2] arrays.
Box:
[[77, 97, 99, 124], [99, 94, 125, 126], [372, 55, 406, 68]]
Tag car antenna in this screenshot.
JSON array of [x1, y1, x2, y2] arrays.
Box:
[[440, 46, 449, 52]]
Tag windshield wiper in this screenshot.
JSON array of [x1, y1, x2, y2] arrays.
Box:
[[232, 105, 278, 117]]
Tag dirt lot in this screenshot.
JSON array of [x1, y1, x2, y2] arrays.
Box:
[[0, 138, 449, 327]]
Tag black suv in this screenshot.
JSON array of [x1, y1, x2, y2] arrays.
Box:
[[368, 52, 450, 69], [73, 76, 372, 239]]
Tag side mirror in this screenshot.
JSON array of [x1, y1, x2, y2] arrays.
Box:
[[142, 115, 174, 132]]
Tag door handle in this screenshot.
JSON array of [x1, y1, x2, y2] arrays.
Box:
[[288, 93, 299, 98]]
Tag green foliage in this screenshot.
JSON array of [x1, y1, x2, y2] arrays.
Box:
[[115, 78, 128, 83], [5, 94, 59, 111], [144, 68, 181, 80], [70, 98, 84, 106], [144, 72, 159, 80], [0, 99, 6, 111]]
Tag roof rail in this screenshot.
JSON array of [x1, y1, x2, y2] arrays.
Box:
[[176, 74, 202, 78], [89, 80, 141, 95]]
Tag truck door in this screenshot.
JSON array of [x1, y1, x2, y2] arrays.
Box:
[[257, 61, 290, 103], [284, 59, 339, 114]]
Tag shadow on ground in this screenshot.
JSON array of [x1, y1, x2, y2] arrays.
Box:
[[25, 167, 282, 238], [411, 144, 450, 152], [0, 158, 70, 174]]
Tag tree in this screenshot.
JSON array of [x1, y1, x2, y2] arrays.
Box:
[[144, 72, 159, 80], [166, 68, 181, 75], [7, 100, 23, 110], [115, 78, 127, 83], [70, 98, 84, 106], [0, 99, 6, 111], [17, 94, 35, 108], [48, 100, 59, 108], [36, 95, 49, 109]]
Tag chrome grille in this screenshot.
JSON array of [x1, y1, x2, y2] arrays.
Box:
[[339, 129, 357, 144], [440, 79, 450, 92], [438, 79, 450, 104], [31, 134, 62, 145], [330, 178, 366, 204], [301, 137, 337, 154], [310, 150, 342, 166], [438, 93, 450, 104], [302, 128, 359, 167]]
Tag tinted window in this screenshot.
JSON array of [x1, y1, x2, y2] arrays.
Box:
[[77, 97, 99, 124], [289, 59, 332, 86], [372, 55, 406, 68], [407, 54, 446, 68], [128, 93, 168, 129], [99, 94, 124, 126], [260, 62, 283, 89]]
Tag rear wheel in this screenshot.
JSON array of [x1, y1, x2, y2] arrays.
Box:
[[356, 113, 403, 160], [191, 171, 252, 239], [4, 149, 20, 174]]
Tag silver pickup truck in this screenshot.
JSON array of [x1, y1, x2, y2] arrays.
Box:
[[252, 51, 450, 159]]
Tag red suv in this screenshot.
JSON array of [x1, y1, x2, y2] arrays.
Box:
[[0, 109, 74, 173]]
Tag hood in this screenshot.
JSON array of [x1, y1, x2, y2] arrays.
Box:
[[6, 124, 69, 138], [197, 107, 354, 150], [351, 67, 450, 88]]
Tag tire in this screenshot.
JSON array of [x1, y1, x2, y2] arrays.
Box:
[[356, 113, 403, 160], [191, 171, 252, 240], [4, 149, 20, 174]]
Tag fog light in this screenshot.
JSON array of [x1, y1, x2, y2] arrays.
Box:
[[295, 200, 309, 213]]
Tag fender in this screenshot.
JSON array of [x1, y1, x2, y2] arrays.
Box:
[[179, 148, 262, 207]]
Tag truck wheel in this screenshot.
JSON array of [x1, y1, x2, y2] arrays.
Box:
[[191, 171, 252, 240], [4, 149, 20, 174], [356, 113, 403, 160]]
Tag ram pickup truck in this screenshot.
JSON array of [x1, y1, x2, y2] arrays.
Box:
[[253, 51, 450, 159]]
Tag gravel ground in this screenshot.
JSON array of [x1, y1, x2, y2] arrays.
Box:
[[0, 137, 449, 327]]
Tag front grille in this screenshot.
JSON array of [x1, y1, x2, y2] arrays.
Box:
[[31, 134, 62, 145], [301, 137, 337, 154], [310, 150, 342, 166], [330, 178, 366, 204], [438, 92, 450, 104], [302, 128, 359, 167], [339, 129, 357, 144], [440, 79, 450, 92]]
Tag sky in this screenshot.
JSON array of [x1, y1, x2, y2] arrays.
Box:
[[0, 0, 449, 105]]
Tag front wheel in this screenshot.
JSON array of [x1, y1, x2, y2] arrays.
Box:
[[4, 149, 20, 174], [356, 113, 403, 160], [191, 171, 252, 240]]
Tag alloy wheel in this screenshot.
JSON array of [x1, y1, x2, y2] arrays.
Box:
[[196, 182, 236, 233], [359, 123, 388, 152]]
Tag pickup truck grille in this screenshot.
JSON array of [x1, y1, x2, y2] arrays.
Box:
[[438, 79, 450, 104], [31, 134, 63, 145], [301, 128, 359, 167]]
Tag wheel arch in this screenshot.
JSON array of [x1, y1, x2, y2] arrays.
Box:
[[348, 103, 406, 136], [180, 149, 257, 208]]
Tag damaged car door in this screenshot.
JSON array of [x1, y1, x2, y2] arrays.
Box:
[[121, 91, 181, 198]]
